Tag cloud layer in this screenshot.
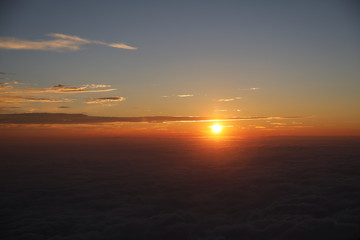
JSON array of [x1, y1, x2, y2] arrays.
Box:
[[0, 113, 301, 124], [0, 33, 137, 51], [1, 136, 359, 239]]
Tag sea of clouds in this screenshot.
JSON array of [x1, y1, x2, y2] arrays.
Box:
[[1, 136, 359, 239]]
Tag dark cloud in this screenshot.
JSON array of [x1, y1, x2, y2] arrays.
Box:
[[0, 113, 302, 124], [58, 106, 71, 109], [1, 136, 359, 239]]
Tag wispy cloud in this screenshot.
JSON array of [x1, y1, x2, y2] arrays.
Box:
[[0, 84, 12, 90], [0, 106, 19, 112], [217, 97, 242, 102], [0, 79, 19, 90], [82, 84, 112, 88], [85, 97, 126, 104], [0, 81, 121, 113], [176, 94, 194, 98], [26, 84, 116, 93], [0, 95, 72, 103], [48, 33, 91, 43], [239, 87, 260, 91], [0, 33, 137, 51]]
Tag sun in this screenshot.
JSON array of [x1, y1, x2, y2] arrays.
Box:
[[210, 123, 223, 134]]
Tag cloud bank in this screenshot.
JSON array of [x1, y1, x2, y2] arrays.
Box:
[[1, 137, 359, 239], [0, 113, 301, 124], [0, 33, 137, 51]]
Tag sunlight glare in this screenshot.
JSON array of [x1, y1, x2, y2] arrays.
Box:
[[211, 123, 223, 134]]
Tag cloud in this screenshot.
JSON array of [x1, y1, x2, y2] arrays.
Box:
[[26, 84, 116, 93], [85, 97, 126, 104], [0, 113, 302, 124], [0, 38, 82, 51], [58, 106, 71, 109], [1, 135, 359, 240], [239, 87, 260, 91], [176, 94, 194, 98], [105, 43, 137, 50], [0, 95, 72, 103], [0, 33, 137, 51], [217, 97, 242, 102], [0, 82, 118, 113], [0, 79, 19, 90], [0, 106, 19, 112], [82, 84, 112, 89], [48, 33, 91, 43], [0, 84, 12, 90], [49, 33, 138, 50]]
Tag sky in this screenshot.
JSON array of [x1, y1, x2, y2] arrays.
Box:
[[0, 0, 360, 136]]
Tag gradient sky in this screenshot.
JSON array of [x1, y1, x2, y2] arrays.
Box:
[[1, 0, 359, 136]]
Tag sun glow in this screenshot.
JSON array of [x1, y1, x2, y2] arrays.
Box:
[[210, 123, 223, 134]]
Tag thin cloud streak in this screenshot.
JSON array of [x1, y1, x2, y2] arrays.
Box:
[[217, 97, 242, 102], [48, 33, 91, 43], [25, 84, 116, 93], [0, 33, 137, 51], [0, 96, 72, 103], [176, 94, 194, 98], [0, 113, 303, 124], [85, 97, 126, 104], [239, 88, 260, 91]]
